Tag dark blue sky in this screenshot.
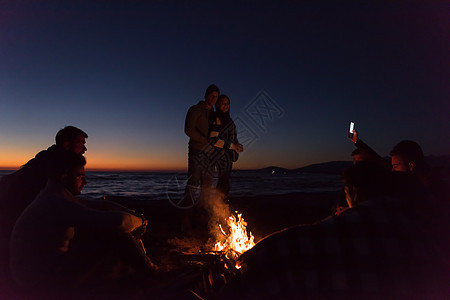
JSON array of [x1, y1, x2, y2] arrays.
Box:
[[1, 1, 449, 170]]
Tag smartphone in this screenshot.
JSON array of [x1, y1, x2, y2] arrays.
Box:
[[348, 121, 355, 138]]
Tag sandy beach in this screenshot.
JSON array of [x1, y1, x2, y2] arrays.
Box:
[[109, 191, 341, 269], [0, 191, 341, 299]]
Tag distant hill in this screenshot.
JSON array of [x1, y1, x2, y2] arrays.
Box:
[[293, 161, 353, 174], [241, 155, 450, 175], [236, 162, 352, 175], [253, 166, 290, 174]]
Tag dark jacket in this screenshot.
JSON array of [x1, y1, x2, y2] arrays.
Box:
[[184, 101, 212, 152], [0, 145, 65, 240], [210, 111, 240, 162]]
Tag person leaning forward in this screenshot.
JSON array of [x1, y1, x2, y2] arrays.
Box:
[[0, 126, 88, 287], [182, 84, 219, 232], [221, 161, 449, 299], [10, 153, 156, 297], [0, 126, 88, 232]]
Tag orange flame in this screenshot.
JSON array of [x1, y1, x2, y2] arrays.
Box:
[[214, 212, 255, 256]]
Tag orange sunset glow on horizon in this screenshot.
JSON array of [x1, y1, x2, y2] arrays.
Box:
[[0, 146, 288, 172], [0, 153, 188, 172], [0, 147, 306, 172]]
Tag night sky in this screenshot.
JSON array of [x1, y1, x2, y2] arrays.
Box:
[[1, 1, 449, 171]]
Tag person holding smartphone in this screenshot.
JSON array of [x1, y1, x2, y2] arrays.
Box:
[[348, 122, 390, 170]]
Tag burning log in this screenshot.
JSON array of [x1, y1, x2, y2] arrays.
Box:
[[213, 212, 255, 267], [158, 211, 256, 298], [177, 250, 242, 298]]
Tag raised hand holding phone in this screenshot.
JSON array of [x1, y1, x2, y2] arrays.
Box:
[[348, 121, 355, 138], [348, 121, 358, 143]]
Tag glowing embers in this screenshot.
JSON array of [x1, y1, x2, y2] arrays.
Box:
[[214, 212, 255, 261]]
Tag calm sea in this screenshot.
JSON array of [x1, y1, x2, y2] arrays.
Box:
[[0, 170, 343, 201]]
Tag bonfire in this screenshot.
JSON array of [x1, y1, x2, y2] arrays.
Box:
[[164, 211, 255, 297], [213, 211, 255, 266]]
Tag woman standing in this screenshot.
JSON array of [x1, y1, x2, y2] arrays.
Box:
[[210, 95, 244, 198]]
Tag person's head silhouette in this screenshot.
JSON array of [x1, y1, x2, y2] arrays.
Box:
[[390, 140, 426, 173]]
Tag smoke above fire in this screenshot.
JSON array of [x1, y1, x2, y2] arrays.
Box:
[[204, 191, 255, 257], [205, 191, 232, 240]]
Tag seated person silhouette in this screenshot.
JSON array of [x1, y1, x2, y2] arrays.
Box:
[[221, 161, 448, 299], [0, 126, 88, 286], [10, 153, 157, 296]]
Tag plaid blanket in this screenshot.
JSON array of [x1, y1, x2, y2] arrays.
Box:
[[224, 196, 449, 299]]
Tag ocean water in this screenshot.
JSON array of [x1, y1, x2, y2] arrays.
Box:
[[0, 170, 343, 201]]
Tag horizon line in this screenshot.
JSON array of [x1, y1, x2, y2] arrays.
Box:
[[1, 153, 448, 173], [0, 161, 352, 173]]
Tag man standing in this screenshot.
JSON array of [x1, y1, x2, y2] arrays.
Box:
[[182, 84, 219, 232]]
